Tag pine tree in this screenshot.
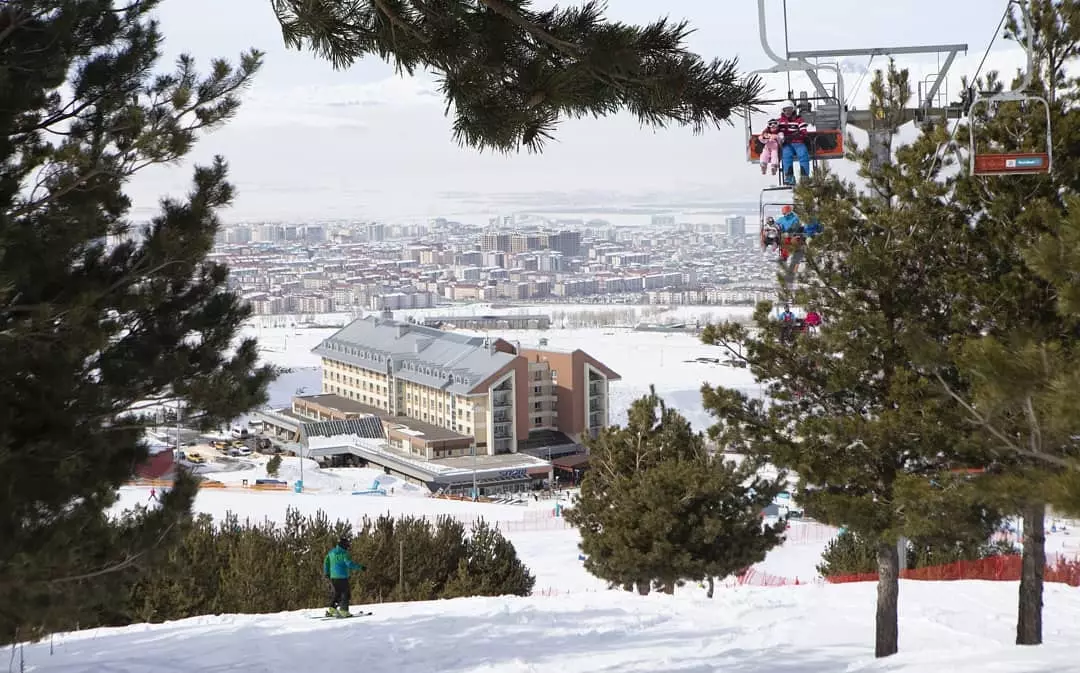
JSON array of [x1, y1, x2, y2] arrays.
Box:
[[0, 1, 274, 641], [267, 454, 283, 477], [565, 388, 786, 595], [700, 63, 983, 658], [933, 0, 1080, 646], [269, 0, 762, 153]]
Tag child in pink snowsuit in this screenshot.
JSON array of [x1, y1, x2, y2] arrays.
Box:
[[759, 120, 783, 175]]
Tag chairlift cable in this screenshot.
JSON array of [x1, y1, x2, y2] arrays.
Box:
[[925, 1, 1012, 178], [849, 54, 876, 106], [782, 0, 792, 95]]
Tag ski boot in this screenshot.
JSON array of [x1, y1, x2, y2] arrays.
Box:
[[325, 607, 338, 618], [335, 607, 352, 618]]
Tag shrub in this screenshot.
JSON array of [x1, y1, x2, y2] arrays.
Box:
[[19, 507, 534, 636], [817, 529, 1019, 578]]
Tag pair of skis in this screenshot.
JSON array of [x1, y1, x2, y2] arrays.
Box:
[[312, 610, 373, 620]]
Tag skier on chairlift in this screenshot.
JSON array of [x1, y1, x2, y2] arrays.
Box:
[[762, 216, 781, 252], [778, 101, 811, 186], [776, 205, 801, 233], [758, 119, 783, 176]]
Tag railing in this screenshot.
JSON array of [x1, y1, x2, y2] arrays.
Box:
[[125, 478, 313, 492]]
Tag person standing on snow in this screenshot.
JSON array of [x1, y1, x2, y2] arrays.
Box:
[[324, 535, 365, 617]]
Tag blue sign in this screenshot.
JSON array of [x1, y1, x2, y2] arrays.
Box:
[[499, 469, 528, 480], [1006, 156, 1045, 168]]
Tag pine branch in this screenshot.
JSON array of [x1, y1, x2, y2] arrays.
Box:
[[269, 0, 762, 153], [934, 372, 1078, 471]]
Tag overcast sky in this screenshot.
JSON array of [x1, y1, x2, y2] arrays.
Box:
[[128, 0, 1029, 222]]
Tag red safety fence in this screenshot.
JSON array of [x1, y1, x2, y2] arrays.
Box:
[[780, 522, 839, 545], [825, 554, 1080, 587], [734, 567, 822, 587]]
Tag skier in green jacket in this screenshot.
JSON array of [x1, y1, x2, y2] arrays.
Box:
[[324, 536, 365, 617]]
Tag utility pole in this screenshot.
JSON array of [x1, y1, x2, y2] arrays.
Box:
[[175, 400, 181, 460], [398, 539, 405, 599], [472, 442, 478, 500], [296, 386, 305, 491]]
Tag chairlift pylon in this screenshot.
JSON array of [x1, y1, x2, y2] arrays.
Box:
[[968, 0, 1052, 177]]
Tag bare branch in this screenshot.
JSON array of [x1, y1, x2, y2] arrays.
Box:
[[935, 372, 1077, 471]]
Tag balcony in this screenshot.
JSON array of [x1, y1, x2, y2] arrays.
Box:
[[492, 393, 512, 408], [494, 438, 513, 454], [493, 429, 512, 440], [492, 411, 512, 424], [589, 400, 603, 413], [589, 381, 604, 396]]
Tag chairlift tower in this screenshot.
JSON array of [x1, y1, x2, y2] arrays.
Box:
[[749, 0, 968, 173]]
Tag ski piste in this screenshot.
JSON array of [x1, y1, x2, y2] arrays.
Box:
[[312, 611, 373, 620]]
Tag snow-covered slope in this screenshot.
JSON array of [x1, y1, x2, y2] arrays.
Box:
[[24, 582, 1080, 673]]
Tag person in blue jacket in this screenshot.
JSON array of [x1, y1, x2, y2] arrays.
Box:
[[775, 205, 801, 233], [803, 219, 822, 237], [324, 535, 365, 617]]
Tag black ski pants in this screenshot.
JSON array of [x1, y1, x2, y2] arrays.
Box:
[[329, 577, 350, 610]]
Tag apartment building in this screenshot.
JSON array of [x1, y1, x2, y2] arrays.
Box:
[[311, 315, 620, 458]]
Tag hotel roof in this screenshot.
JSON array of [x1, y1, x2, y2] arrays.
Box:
[[312, 315, 515, 395]]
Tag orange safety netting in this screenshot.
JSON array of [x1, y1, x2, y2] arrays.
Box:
[[824, 554, 1080, 586]]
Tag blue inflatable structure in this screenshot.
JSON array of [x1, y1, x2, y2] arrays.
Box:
[[351, 478, 388, 496]]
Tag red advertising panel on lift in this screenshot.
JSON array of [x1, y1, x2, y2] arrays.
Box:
[[972, 152, 1051, 176]]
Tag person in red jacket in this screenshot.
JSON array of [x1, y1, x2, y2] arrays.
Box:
[[778, 100, 811, 185]]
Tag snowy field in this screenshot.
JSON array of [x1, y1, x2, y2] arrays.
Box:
[[21, 585, 1080, 673], [246, 302, 761, 430], [246, 302, 756, 329], [57, 474, 1080, 673]]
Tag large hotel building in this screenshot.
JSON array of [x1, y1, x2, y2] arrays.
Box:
[[303, 313, 620, 460]]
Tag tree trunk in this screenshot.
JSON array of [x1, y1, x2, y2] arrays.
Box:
[[661, 580, 675, 595], [875, 540, 900, 658], [635, 580, 650, 596], [1016, 502, 1046, 645], [706, 576, 715, 598]]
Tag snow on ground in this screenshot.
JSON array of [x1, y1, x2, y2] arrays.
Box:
[[249, 323, 761, 430], [247, 302, 755, 330], [197, 454, 425, 496], [85, 480, 1080, 673], [23, 579, 1080, 673]]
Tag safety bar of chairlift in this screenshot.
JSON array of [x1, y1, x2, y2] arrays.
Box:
[[967, 91, 1053, 175], [747, 63, 847, 154], [966, 1, 1052, 176]]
